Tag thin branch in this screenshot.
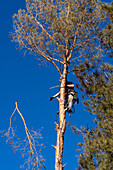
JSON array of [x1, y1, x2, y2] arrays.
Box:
[[43, 42, 64, 64], [9, 107, 17, 130], [63, 163, 67, 168], [70, 55, 83, 63], [33, 35, 64, 64], [65, 0, 70, 62], [21, 40, 62, 76], [32, 42, 62, 76], [68, 13, 83, 62], [34, 18, 65, 61], [68, 69, 75, 73], [68, 29, 79, 62], [49, 85, 60, 89]]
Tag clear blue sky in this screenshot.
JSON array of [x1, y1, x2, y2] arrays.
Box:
[[0, 0, 112, 169]]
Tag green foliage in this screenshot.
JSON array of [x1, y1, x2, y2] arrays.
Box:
[[73, 3, 113, 169], [99, 2, 113, 55], [12, 0, 105, 68], [77, 66, 113, 170], [102, 2, 113, 23]]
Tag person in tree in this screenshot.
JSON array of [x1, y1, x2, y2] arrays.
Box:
[[49, 81, 79, 116]]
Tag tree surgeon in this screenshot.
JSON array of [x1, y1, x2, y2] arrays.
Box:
[[49, 81, 79, 117]]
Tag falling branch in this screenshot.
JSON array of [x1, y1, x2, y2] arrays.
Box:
[[9, 102, 34, 154], [7, 101, 45, 170]]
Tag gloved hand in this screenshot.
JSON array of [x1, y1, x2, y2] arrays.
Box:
[[49, 97, 54, 101]]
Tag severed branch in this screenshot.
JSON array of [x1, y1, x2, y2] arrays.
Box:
[[7, 101, 46, 170]]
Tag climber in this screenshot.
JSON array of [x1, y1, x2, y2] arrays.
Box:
[[49, 81, 79, 116]]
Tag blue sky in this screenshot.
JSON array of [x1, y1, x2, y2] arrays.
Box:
[[0, 0, 112, 169]]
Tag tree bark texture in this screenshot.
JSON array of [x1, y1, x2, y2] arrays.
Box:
[[55, 64, 68, 170]]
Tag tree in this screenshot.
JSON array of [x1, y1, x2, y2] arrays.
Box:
[[11, 0, 107, 169], [75, 64, 113, 170], [99, 2, 113, 56], [70, 3, 113, 169]]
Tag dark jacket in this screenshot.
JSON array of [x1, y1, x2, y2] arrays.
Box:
[[66, 82, 79, 104]]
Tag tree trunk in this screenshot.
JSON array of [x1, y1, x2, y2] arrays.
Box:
[[55, 64, 68, 170]]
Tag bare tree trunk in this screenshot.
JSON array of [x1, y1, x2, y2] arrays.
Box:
[[54, 63, 68, 170]]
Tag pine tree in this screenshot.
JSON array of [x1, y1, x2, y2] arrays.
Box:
[[77, 64, 113, 170], [11, 0, 109, 169], [72, 3, 113, 169]]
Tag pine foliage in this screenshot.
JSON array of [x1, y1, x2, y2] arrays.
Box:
[[12, 0, 105, 69], [74, 3, 113, 169], [77, 65, 113, 170], [99, 2, 113, 56]]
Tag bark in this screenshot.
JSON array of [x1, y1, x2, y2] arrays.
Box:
[[55, 63, 68, 170]]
